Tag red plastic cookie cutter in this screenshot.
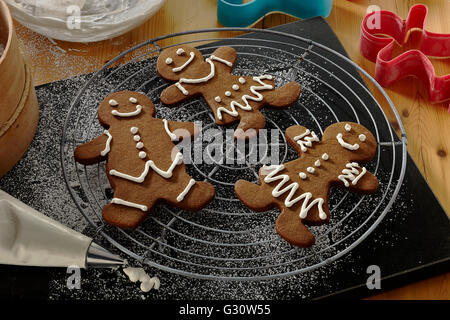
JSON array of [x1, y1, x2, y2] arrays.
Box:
[[360, 4, 450, 111]]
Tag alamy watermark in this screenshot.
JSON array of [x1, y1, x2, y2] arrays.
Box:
[[22, 0, 129, 31], [366, 265, 381, 290], [366, 5, 382, 30], [66, 265, 81, 290], [169, 123, 281, 165]]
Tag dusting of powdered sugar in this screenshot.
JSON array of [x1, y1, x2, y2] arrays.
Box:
[[1, 35, 425, 300]]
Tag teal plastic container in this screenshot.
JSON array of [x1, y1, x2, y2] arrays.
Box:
[[218, 0, 333, 27]]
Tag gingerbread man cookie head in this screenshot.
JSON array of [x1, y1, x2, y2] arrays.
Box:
[[321, 122, 377, 163], [97, 91, 156, 128], [156, 45, 207, 82]]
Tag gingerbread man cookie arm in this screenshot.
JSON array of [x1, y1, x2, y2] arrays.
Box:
[[210, 46, 237, 70], [160, 84, 198, 105], [164, 119, 199, 141], [285, 125, 321, 156], [264, 82, 301, 108], [74, 133, 110, 165], [335, 166, 379, 194]]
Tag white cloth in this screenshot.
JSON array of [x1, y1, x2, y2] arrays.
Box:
[[0, 190, 92, 268]]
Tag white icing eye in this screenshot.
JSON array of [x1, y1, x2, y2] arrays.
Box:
[[130, 127, 138, 134], [109, 99, 118, 107], [225, 91, 231, 97], [322, 153, 329, 160], [176, 48, 185, 55], [165, 57, 173, 65], [215, 96, 221, 103], [238, 77, 246, 84], [359, 134, 366, 142], [136, 142, 144, 149], [129, 97, 138, 104], [345, 124, 352, 132], [232, 84, 239, 91], [307, 167, 315, 174], [299, 172, 307, 179], [133, 135, 141, 142]]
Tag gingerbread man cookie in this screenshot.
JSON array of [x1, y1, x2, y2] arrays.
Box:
[[156, 45, 301, 139], [235, 122, 379, 247], [74, 91, 215, 229]]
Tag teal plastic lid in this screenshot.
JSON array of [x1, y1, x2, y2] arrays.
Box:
[[218, 0, 333, 27]]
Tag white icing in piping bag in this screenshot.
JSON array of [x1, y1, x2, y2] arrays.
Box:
[[0, 190, 125, 268]]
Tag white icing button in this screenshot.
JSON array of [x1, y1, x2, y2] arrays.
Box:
[[165, 57, 173, 65], [299, 172, 307, 179], [307, 167, 315, 174], [314, 160, 321, 167], [133, 135, 141, 142], [176, 48, 185, 55], [129, 97, 138, 104], [225, 91, 231, 97], [215, 96, 221, 103], [108, 99, 118, 107], [322, 153, 329, 161], [130, 127, 138, 134], [136, 142, 144, 149], [232, 84, 239, 91], [238, 77, 246, 84], [359, 134, 366, 142], [139, 151, 147, 159], [345, 124, 352, 132]]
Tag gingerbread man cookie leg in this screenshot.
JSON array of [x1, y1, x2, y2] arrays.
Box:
[[102, 195, 156, 229], [162, 179, 215, 210], [276, 207, 315, 248], [234, 110, 266, 139]]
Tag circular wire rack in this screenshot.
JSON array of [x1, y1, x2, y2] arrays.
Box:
[[61, 28, 407, 281]]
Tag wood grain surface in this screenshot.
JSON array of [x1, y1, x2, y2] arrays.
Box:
[[10, 0, 449, 299]]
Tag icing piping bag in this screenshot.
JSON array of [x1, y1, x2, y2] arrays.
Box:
[[0, 190, 125, 268]]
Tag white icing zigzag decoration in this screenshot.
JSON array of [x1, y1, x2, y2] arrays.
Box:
[[263, 164, 327, 220], [338, 162, 367, 187], [216, 75, 274, 120], [109, 152, 184, 183], [293, 129, 319, 152]]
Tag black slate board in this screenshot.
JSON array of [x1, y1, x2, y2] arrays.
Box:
[[0, 17, 449, 300]]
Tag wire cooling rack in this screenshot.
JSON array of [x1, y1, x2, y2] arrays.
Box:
[[61, 28, 407, 281]]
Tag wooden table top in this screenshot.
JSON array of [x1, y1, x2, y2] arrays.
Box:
[[12, 0, 450, 299]]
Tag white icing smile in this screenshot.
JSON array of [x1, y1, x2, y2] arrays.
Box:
[[111, 105, 143, 117], [173, 54, 233, 96], [336, 133, 359, 150], [172, 51, 195, 73]]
